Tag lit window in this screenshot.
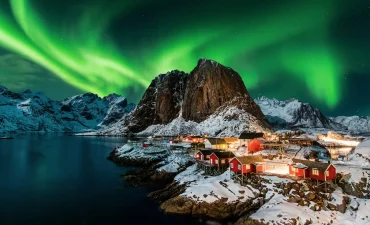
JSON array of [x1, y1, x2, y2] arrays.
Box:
[[206, 155, 210, 159], [215, 159, 219, 164], [326, 171, 329, 177], [230, 163, 234, 168], [238, 164, 241, 170], [312, 169, 319, 175], [221, 159, 225, 164], [246, 164, 250, 169]]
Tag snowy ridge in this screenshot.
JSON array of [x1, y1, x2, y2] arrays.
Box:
[[331, 116, 370, 134], [0, 85, 134, 132], [136, 105, 265, 137], [255, 96, 345, 130]]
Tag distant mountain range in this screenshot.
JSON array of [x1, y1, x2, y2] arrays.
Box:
[[0, 85, 134, 132], [1, 58, 369, 135], [254, 96, 345, 130], [254, 96, 370, 134]]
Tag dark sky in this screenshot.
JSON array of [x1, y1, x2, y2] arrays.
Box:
[[0, 0, 369, 116]]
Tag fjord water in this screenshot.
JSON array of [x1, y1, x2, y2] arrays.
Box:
[[0, 134, 202, 225]]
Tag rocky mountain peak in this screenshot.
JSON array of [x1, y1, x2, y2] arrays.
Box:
[[126, 70, 188, 133], [126, 59, 268, 133], [182, 59, 264, 123]]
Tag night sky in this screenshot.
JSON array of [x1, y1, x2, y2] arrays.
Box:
[[0, 0, 369, 116]]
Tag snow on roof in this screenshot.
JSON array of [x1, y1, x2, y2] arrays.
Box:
[[294, 163, 308, 169], [292, 159, 331, 171]]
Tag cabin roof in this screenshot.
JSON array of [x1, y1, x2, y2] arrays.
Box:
[[239, 132, 264, 139], [198, 149, 219, 155], [292, 159, 332, 171], [206, 138, 227, 145], [212, 151, 235, 159], [234, 155, 264, 164]]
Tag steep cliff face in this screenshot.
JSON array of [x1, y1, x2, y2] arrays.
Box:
[[182, 59, 265, 123], [126, 70, 187, 133], [126, 59, 268, 134]]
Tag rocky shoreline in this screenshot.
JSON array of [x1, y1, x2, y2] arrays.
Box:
[[107, 147, 268, 222], [107, 146, 369, 225]]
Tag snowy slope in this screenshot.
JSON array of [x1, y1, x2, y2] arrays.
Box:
[[136, 105, 265, 137], [0, 85, 134, 132], [255, 96, 345, 130], [331, 116, 370, 134]]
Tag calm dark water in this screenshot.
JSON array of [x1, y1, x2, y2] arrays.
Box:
[[0, 133, 203, 225]]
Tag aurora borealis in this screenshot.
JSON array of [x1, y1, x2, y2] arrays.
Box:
[[0, 0, 369, 116]]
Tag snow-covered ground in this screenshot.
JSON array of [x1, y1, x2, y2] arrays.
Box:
[[251, 182, 370, 225], [114, 143, 168, 160], [319, 136, 361, 147], [136, 106, 265, 137], [175, 165, 259, 203]]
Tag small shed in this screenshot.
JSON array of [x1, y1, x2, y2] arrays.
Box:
[[210, 151, 235, 167], [288, 163, 308, 179], [229, 155, 265, 174], [206, 138, 227, 150], [290, 159, 336, 182], [195, 149, 218, 161], [248, 138, 264, 153], [239, 132, 264, 147]]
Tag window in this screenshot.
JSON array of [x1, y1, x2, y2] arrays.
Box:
[[246, 164, 250, 169], [215, 159, 219, 164], [326, 171, 330, 177], [238, 164, 241, 170], [221, 159, 225, 164], [230, 163, 234, 168], [206, 155, 210, 159], [312, 169, 319, 175]]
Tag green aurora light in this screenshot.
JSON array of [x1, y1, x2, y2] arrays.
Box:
[[0, 0, 361, 111]]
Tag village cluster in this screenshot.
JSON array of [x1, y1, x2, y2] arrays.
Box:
[[141, 131, 362, 186]]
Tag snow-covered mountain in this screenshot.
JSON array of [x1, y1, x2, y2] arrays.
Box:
[[0, 85, 134, 132], [97, 59, 269, 137], [331, 116, 370, 134], [255, 96, 345, 130]]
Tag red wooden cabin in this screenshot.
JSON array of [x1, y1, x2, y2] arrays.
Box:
[[209, 151, 235, 167], [290, 159, 336, 182], [229, 155, 265, 174], [195, 149, 218, 161], [248, 138, 264, 153]]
